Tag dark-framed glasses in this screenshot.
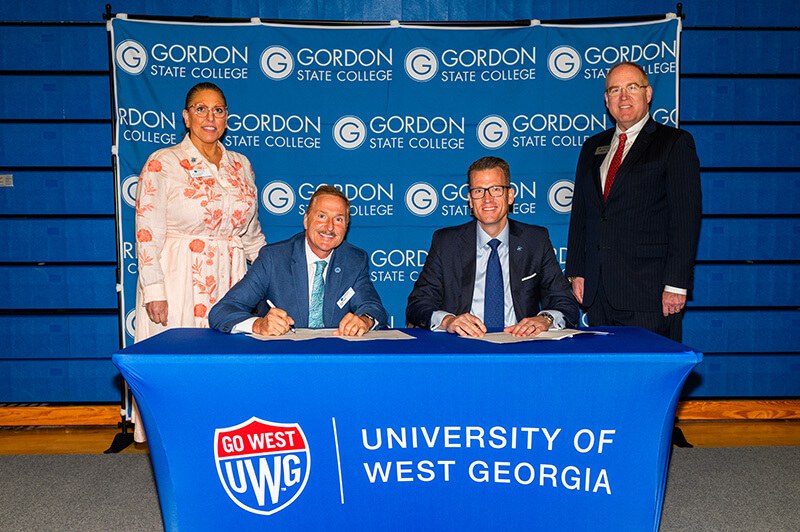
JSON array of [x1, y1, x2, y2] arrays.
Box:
[[606, 83, 648, 97], [469, 185, 510, 199], [186, 104, 228, 118]]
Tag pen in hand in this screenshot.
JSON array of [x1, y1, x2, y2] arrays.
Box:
[[266, 299, 296, 334]]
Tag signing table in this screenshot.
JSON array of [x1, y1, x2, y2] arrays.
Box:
[[113, 327, 701, 532]]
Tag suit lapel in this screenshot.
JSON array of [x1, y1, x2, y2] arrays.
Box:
[[291, 236, 310, 327], [605, 117, 656, 201], [591, 130, 615, 205], [507, 220, 525, 320], [458, 222, 477, 314]]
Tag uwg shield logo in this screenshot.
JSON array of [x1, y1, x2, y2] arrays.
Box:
[[214, 418, 310, 515]]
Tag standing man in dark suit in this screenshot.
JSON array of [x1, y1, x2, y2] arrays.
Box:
[[406, 156, 579, 337], [566, 61, 702, 342], [209, 185, 388, 336]]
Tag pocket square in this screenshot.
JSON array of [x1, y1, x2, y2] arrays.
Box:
[[521, 273, 538, 282]]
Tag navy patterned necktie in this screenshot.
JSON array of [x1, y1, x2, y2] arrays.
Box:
[[484, 238, 504, 329], [308, 260, 327, 328]]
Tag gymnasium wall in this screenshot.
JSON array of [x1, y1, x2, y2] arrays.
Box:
[[0, 1, 797, 401]]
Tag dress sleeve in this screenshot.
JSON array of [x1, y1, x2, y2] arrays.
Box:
[[135, 154, 170, 302]]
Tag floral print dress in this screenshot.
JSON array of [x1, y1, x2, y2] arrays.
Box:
[[134, 134, 265, 341]]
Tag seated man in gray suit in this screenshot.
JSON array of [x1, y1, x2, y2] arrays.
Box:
[[210, 185, 388, 336], [406, 156, 579, 337]]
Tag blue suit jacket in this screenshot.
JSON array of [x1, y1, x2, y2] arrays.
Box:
[[406, 219, 579, 328], [565, 116, 702, 311], [209, 232, 388, 332]]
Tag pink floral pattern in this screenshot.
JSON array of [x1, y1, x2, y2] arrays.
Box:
[[134, 135, 265, 341]]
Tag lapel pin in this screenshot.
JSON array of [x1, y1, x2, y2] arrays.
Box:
[[334, 267, 341, 273], [516, 246, 522, 252]]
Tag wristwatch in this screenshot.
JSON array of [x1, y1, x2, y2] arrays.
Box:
[[361, 313, 377, 330], [539, 312, 555, 327]]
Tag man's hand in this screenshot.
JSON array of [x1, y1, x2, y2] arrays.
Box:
[[662, 291, 687, 317], [442, 313, 487, 337], [145, 300, 168, 326], [253, 307, 295, 336], [505, 315, 552, 337], [571, 277, 585, 304], [333, 312, 373, 337]]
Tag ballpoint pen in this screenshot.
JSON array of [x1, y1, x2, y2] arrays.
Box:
[[266, 299, 296, 333]]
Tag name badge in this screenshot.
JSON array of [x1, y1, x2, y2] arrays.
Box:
[[337, 287, 355, 309], [595, 145, 610, 155], [189, 168, 213, 178]]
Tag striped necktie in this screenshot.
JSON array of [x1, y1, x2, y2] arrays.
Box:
[[604, 133, 627, 201]]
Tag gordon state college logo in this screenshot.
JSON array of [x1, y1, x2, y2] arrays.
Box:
[[260, 46, 294, 81], [405, 47, 438, 82], [115, 39, 147, 75], [547, 46, 581, 80], [215, 417, 310, 515]]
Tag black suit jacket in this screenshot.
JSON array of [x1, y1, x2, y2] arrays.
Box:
[[406, 219, 579, 328], [566, 116, 702, 311]]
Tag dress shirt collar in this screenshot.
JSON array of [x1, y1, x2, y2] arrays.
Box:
[[614, 113, 649, 145], [476, 221, 510, 252], [304, 239, 332, 270]]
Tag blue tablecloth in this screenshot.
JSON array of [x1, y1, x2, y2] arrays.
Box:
[[114, 327, 701, 531]]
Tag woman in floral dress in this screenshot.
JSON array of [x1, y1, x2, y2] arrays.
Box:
[[132, 82, 265, 441]]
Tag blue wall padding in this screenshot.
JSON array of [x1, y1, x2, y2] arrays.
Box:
[[0, 171, 114, 216], [684, 310, 800, 353], [0, 266, 117, 309], [696, 219, 800, 261], [0, 315, 119, 359], [0, 75, 110, 120], [690, 265, 800, 307], [700, 172, 800, 215], [0, 220, 116, 262]]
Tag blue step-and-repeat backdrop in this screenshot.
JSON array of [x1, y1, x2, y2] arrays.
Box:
[[110, 16, 681, 344]]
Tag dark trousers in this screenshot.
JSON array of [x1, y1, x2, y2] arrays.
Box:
[[586, 275, 683, 343]]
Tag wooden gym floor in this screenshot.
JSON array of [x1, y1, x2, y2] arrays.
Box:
[[0, 421, 798, 455], [1, 401, 799, 454]]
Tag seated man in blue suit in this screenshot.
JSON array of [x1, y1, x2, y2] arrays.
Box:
[[210, 185, 388, 336], [406, 156, 579, 338]]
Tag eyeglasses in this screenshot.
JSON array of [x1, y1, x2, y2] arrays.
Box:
[[186, 104, 228, 118], [606, 83, 648, 97], [469, 185, 510, 199]]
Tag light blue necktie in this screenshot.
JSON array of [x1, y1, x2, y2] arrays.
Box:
[[308, 260, 327, 328], [484, 238, 504, 329]]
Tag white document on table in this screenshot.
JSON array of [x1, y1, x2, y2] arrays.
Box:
[[248, 329, 416, 341], [462, 328, 610, 344]]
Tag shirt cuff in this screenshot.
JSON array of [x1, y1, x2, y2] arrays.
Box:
[[664, 285, 687, 296], [538, 310, 565, 330], [430, 310, 455, 332], [231, 317, 258, 334]]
